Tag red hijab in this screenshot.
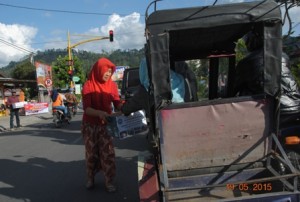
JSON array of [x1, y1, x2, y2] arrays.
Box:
[[82, 58, 119, 117], [84, 57, 116, 93]]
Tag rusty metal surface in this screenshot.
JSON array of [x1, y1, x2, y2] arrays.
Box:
[[159, 99, 271, 171], [138, 156, 160, 202]]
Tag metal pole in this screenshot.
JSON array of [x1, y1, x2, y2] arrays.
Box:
[[66, 31, 111, 88], [67, 30, 74, 88]]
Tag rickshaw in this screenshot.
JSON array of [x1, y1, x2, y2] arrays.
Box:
[[127, 0, 300, 201]]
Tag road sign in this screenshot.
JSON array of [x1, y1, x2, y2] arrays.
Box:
[[66, 60, 73, 66], [45, 78, 52, 87], [72, 76, 80, 82]]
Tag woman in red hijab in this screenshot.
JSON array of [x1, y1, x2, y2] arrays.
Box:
[[81, 58, 122, 192]]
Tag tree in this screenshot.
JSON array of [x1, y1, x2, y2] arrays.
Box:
[[11, 60, 38, 99], [187, 60, 209, 99], [291, 63, 300, 85], [52, 55, 85, 89], [235, 39, 247, 64], [12, 60, 36, 80]]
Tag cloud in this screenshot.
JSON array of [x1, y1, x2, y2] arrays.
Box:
[[287, 6, 300, 35], [282, 6, 300, 36], [1, 4, 299, 69], [0, 23, 37, 68], [41, 12, 146, 60], [68, 12, 146, 53], [0, 12, 146, 68], [43, 12, 52, 18]]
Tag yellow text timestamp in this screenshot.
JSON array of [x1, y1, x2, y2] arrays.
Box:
[[226, 183, 272, 192]]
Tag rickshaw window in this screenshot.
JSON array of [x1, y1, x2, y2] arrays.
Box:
[[176, 58, 230, 102]]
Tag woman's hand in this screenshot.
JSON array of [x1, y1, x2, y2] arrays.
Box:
[[98, 110, 108, 120], [110, 111, 123, 117]]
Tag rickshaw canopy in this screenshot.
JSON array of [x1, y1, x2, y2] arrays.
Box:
[[145, 0, 282, 106]]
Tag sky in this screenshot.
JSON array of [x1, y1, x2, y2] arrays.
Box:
[[0, 0, 300, 68]]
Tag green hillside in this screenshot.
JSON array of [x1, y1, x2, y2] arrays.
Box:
[[0, 48, 145, 78]]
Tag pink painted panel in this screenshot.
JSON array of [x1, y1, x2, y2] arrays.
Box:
[[159, 99, 271, 171]]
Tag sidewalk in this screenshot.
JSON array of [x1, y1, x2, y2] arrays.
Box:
[[0, 107, 53, 132]]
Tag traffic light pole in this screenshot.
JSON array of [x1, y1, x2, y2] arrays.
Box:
[[67, 30, 113, 88]]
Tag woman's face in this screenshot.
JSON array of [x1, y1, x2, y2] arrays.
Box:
[[102, 68, 112, 82]]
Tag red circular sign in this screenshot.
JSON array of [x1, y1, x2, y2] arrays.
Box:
[[45, 78, 52, 87]]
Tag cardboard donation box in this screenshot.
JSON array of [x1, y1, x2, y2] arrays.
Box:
[[12, 101, 28, 109], [107, 110, 148, 139]]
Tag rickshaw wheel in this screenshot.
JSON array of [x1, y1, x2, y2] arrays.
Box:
[[285, 149, 300, 190], [54, 112, 62, 128]]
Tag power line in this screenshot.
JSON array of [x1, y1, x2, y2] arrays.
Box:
[[0, 2, 143, 16], [0, 28, 142, 47], [29, 29, 143, 45], [0, 38, 34, 54]]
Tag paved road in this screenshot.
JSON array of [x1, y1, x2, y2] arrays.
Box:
[[0, 107, 150, 202]]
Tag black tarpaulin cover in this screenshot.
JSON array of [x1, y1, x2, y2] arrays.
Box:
[[281, 52, 300, 114]]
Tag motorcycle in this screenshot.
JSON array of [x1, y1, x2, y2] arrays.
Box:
[[52, 106, 72, 128], [66, 102, 78, 117]]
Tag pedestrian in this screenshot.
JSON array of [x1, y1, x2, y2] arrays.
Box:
[[81, 57, 123, 192], [6, 89, 22, 130], [18, 88, 26, 116], [121, 57, 186, 116], [19, 88, 25, 102], [233, 27, 264, 96]]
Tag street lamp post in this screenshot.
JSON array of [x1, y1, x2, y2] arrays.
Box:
[[66, 30, 113, 88]]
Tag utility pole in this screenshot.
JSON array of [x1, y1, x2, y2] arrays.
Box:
[[66, 30, 114, 88]]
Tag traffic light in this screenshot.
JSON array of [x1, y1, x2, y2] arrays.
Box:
[[68, 69, 73, 80], [109, 30, 113, 42]]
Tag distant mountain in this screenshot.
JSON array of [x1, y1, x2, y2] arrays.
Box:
[[1, 36, 299, 78], [0, 48, 145, 78]]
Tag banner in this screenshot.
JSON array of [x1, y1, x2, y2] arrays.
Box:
[[24, 102, 49, 116], [35, 62, 52, 90]]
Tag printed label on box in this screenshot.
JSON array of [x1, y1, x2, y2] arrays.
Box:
[[107, 110, 148, 139]]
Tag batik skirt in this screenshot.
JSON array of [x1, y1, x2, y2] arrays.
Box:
[[81, 122, 116, 184]]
